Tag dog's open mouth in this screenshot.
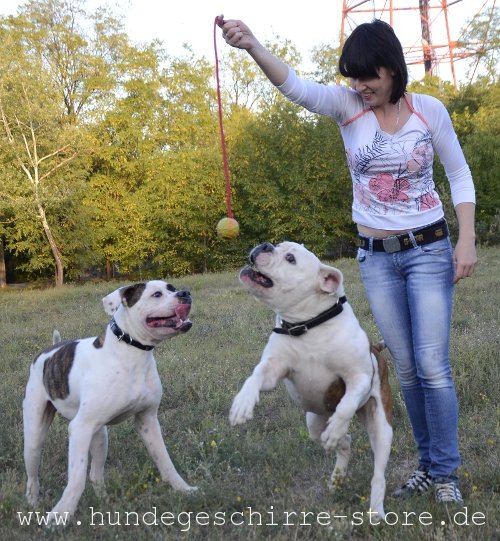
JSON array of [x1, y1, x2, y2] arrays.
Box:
[[240, 265, 273, 288], [146, 303, 192, 331]]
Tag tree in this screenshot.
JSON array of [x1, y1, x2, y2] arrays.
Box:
[[0, 33, 86, 286], [459, 5, 499, 83], [220, 36, 302, 114], [0, 236, 5, 287], [228, 97, 353, 258], [0, 0, 150, 284], [308, 43, 342, 85], [16, 0, 134, 121], [141, 54, 232, 275]]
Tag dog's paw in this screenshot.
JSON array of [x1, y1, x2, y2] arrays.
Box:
[[229, 383, 260, 426], [91, 482, 108, 500], [320, 425, 342, 451], [321, 416, 351, 451], [174, 483, 198, 494], [26, 494, 39, 507], [171, 480, 199, 493], [229, 395, 256, 426], [369, 507, 386, 522], [229, 404, 254, 425], [44, 510, 71, 528], [327, 469, 347, 491], [25, 482, 40, 507]]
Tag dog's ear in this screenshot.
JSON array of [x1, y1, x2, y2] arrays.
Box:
[[102, 287, 125, 315], [121, 283, 146, 308], [318, 264, 343, 294], [102, 283, 147, 315]]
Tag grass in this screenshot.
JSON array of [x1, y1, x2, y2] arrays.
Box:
[[0, 246, 498, 541]]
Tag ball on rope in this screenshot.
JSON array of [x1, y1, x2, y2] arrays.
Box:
[[216, 217, 240, 239]]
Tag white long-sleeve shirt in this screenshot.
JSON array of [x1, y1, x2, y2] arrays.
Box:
[[278, 69, 475, 230]]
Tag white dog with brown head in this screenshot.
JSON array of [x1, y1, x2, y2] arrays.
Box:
[[230, 242, 393, 517], [23, 280, 197, 526]]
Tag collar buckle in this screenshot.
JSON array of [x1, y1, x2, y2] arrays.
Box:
[[112, 320, 128, 343], [285, 324, 308, 337], [109, 318, 154, 351], [273, 296, 348, 338]]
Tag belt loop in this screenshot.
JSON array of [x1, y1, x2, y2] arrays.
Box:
[[408, 230, 418, 249], [368, 237, 374, 255]]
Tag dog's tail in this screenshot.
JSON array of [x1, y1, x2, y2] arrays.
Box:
[[53, 329, 62, 345], [370, 339, 393, 425], [371, 339, 386, 353]]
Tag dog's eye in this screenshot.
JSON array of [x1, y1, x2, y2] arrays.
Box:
[[152, 291, 163, 298], [166, 284, 176, 292], [285, 253, 296, 264]]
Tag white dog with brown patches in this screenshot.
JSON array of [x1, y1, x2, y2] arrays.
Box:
[[230, 242, 393, 517], [23, 280, 196, 525]]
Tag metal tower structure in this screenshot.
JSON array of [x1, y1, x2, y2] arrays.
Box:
[[340, 0, 495, 89]]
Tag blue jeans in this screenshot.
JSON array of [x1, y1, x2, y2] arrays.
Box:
[[357, 235, 460, 480]]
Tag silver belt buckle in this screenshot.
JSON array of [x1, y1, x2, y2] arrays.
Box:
[[382, 235, 401, 253]]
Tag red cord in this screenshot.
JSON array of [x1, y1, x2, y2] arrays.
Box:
[[213, 17, 234, 219]]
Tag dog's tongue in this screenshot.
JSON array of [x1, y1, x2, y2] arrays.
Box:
[[175, 303, 191, 321]]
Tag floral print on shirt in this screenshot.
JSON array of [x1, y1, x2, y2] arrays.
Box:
[[348, 126, 439, 216]]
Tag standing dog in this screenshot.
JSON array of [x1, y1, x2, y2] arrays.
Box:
[[230, 242, 393, 517], [23, 280, 196, 525]]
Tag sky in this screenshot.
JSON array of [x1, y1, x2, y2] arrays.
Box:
[[0, 0, 495, 85]]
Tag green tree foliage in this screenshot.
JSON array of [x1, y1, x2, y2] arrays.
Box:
[[308, 43, 342, 84], [0, 1, 497, 284], [459, 5, 499, 83], [85, 44, 166, 277], [18, 0, 138, 121], [229, 99, 354, 256], [88, 51, 232, 277], [0, 19, 90, 286], [0, 0, 165, 284], [459, 82, 500, 244]]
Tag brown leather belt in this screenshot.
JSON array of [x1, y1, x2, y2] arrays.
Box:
[[357, 219, 449, 253]]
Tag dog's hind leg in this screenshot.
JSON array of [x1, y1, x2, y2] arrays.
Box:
[[307, 413, 351, 488], [328, 434, 352, 489], [306, 412, 328, 443], [23, 390, 56, 506], [89, 426, 108, 496], [358, 397, 392, 518]]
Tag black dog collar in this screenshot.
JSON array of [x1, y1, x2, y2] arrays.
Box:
[[109, 318, 154, 351], [273, 296, 348, 337]]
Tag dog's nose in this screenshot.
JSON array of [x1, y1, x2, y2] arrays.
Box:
[[175, 290, 191, 303], [250, 242, 274, 263]]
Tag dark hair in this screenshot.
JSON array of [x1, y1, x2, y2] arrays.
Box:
[[339, 20, 408, 103]]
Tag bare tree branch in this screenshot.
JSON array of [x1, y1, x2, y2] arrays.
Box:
[[39, 151, 78, 182]]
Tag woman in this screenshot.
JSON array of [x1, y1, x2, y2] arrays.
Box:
[[217, 16, 477, 503]]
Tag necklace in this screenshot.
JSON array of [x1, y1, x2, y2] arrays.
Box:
[[394, 97, 402, 129]]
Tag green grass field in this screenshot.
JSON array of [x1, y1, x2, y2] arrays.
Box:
[[0, 246, 498, 541]]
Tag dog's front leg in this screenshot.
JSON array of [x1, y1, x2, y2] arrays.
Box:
[[230, 353, 288, 426], [134, 411, 197, 493], [321, 374, 372, 451]]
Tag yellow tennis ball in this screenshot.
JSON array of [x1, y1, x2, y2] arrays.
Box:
[[216, 217, 240, 239]]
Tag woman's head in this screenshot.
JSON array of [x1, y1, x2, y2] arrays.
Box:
[[339, 19, 408, 103]]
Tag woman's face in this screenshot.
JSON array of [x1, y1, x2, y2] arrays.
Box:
[[350, 67, 394, 107]]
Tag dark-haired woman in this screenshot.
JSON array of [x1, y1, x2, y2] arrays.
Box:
[[217, 16, 476, 504]]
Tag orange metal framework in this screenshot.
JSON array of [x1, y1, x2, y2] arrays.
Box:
[[340, 0, 493, 89]]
